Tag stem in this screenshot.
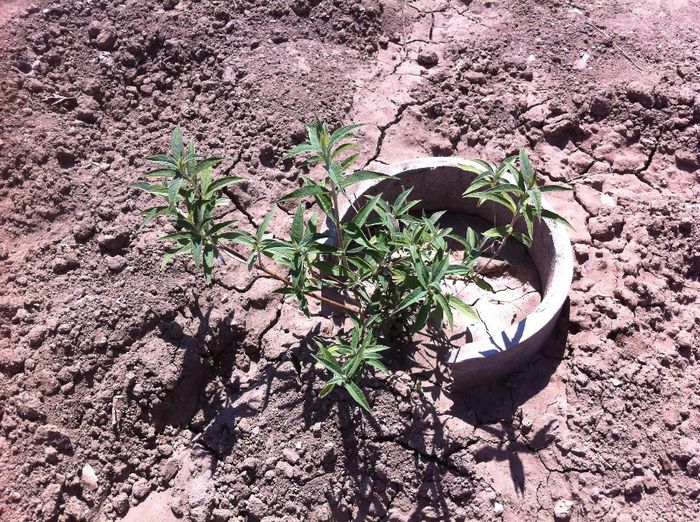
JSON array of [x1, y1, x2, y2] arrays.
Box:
[[219, 245, 358, 315]]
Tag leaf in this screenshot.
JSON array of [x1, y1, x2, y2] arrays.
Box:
[[203, 244, 215, 284], [527, 188, 542, 217], [459, 159, 493, 175], [395, 288, 428, 313], [539, 184, 572, 192], [205, 175, 246, 197], [327, 162, 345, 188], [411, 300, 432, 333], [256, 208, 275, 241], [343, 382, 372, 413], [319, 381, 337, 398], [447, 295, 479, 320], [340, 170, 389, 189], [278, 184, 330, 202], [435, 293, 453, 329], [351, 195, 381, 228], [541, 208, 574, 229], [131, 181, 168, 196], [464, 191, 517, 214], [282, 142, 318, 161], [168, 178, 184, 207], [519, 149, 535, 188], [192, 239, 202, 267], [141, 168, 177, 178], [195, 157, 226, 175], [140, 205, 170, 226], [146, 154, 178, 167], [161, 243, 191, 268], [328, 123, 363, 148], [367, 359, 390, 373], [291, 204, 304, 244], [171, 126, 184, 159]]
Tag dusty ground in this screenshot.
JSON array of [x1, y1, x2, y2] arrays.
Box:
[[1, 0, 699, 521]]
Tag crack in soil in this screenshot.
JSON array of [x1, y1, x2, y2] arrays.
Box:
[[363, 99, 423, 167]]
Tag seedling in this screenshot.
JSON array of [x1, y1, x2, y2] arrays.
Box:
[[133, 121, 570, 412]]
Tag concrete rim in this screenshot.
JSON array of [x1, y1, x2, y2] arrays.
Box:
[[336, 157, 574, 385]]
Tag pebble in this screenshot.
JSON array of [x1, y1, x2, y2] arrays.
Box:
[[553, 499, 573, 520], [417, 50, 439, 67], [81, 463, 98, 491]]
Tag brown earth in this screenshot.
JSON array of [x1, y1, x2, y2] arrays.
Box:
[[0, 0, 699, 521]]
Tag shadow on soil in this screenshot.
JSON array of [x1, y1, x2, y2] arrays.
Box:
[[149, 297, 570, 520]]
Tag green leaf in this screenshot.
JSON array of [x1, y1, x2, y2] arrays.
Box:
[[291, 204, 304, 244], [171, 126, 184, 159], [131, 181, 169, 196], [140, 205, 170, 226], [168, 178, 184, 207], [411, 300, 432, 333], [146, 154, 178, 167], [351, 195, 381, 228], [195, 157, 226, 175], [256, 208, 275, 241], [343, 382, 372, 413], [282, 142, 318, 161], [447, 295, 479, 321], [435, 293, 453, 329], [519, 149, 535, 188], [141, 168, 177, 179], [340, 170, 389, 188], [527, 188, 542, 217], [278, 184, 330, 202], [539, 184, 572, 192], [161, 243, 191, 268], [328, 123, 362, 148], [367, 359, 390, 373], [541, 208, 574, 229], [319, 381, 337, 398], [395, 288, 428, 313], [459, 159, 493, 175], [205, 176, 245, 197], [327, 162, 345, 188], [464, 191, 517, 214]]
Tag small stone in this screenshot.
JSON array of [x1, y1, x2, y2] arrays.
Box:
[[0, 348, 29, 374], [282, 447, 300, 464], [626, 80, 654, 108], [417, 50, 439, 67], [106, 255, 126, 272], [113, 492, 130, 516], [493, 501, 504, 516], [624, 476, 645, 496], [674, 150, 699, 170], [96, 29, 117, 51], [590, 95, 613, 118], [132, 479, 150, 500], [16, 391, 44, 420], [52, 255, 80, 274], [543, 114, 580, 143], [553, 499, 573, 521], [98, 232, 130, 252], [81, 464, 98, 491], [45, 446, 59, 464]]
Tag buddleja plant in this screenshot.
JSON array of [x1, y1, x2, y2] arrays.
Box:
[[133, 121, 570, 412]]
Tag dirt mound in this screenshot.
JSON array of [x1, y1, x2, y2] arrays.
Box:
[[1, 0, 699, 521]]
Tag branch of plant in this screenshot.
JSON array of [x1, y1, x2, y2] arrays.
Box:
[[219, 244, 359, 315]]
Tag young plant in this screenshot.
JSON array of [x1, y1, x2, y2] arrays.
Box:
[[133, 121, 570, 413]]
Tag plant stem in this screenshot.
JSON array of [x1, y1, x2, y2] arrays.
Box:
[[219, 245, 358, 315]]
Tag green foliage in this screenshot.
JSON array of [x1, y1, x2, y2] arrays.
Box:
[[133, 127, 245, 284], [134, 121, 570, 414]]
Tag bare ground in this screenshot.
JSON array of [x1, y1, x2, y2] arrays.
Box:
[[0, 0, 699, 521]]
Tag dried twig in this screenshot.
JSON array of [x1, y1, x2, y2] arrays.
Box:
[[585, 22, 644, 73]]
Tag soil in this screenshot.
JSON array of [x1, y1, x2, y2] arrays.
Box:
[[0, 1, 699, 521]]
